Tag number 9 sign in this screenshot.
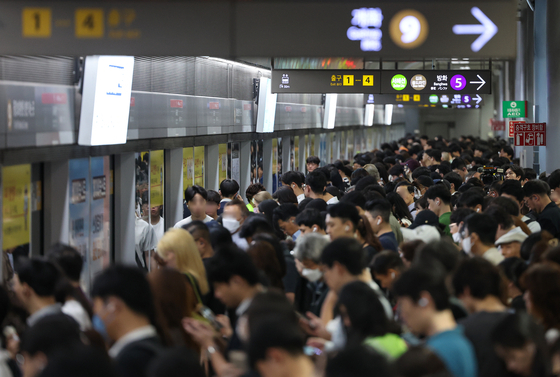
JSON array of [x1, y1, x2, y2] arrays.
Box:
[[389, 10, 429, 49]]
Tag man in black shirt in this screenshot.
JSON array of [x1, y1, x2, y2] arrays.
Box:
[[453, 258, 510, 377], [523, 180, 560, 238]]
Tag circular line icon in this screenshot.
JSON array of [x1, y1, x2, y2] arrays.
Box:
[[429, 95, 439, 104], [450, 75, 467, 91], [389, 10, 429, 49], [391, 74, 407, 91], [410, 74, 427, 91]]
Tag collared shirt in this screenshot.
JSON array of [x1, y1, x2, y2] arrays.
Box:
[[482, 247, 504, 266], [108, 325, 158, 358], [232, 232, 249, 251], [235, 297, 254, 317], [174, 215, 214, 228], [408, 202, 417, 220], [27, 303, 63, 326], [326, 196, 339, 205], [297, 194, 305, 204], [292, 229, 301, 241]]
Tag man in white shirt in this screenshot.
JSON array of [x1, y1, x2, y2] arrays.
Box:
[[135, 216, 157, 271], [223, 199, 250, 250], [147, 205, 165, 242], [92, 266, 163, 377], [462, 213, 504, 265], [174, 185, 214, 228], [281, 171, 306, 204]]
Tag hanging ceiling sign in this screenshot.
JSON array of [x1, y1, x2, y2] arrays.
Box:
[[271, 70, 381, 94], [380, 70, 492, 94]]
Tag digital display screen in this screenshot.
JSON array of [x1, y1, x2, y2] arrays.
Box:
[[78, 56, 134, 146], [256, 78, 277, 133]]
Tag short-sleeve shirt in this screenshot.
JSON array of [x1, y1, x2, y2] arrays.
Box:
[[426, 326, 478, 377]]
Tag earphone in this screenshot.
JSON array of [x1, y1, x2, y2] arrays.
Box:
[[345, 225, 350, 231], [312, 227, 317, 232], [391, 272, 396, 279], [377, 219, 381, 226], [418, 298, 429, 307]]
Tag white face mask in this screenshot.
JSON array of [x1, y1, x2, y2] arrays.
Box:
[[462, 236, 472, 254], [302, 268, 323, 282], [223, 218, 240, 234], [452, 232, 462, 244]]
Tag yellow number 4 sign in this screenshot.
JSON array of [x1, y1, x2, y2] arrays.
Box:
[[22, 8, 51, 37], [363, 75, 374, 86], [343, 75, 354, 86], [75, 9, 104, 38]]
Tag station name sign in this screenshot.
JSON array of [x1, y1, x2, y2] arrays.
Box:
[[272, 70, 491, 95]]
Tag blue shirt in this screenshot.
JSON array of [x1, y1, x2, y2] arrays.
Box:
[[378, 232, 399, 252], [292, 230, 301, 241], [426, 326, 478, 377]]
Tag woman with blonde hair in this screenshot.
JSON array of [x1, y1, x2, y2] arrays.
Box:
[[155, 228, 209, 299], [253, 191, 274, 212]]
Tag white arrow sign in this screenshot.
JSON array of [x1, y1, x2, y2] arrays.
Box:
[[469, 75, 486, 91], [452, 7, 498, 52], [474, 94, 482, 104]]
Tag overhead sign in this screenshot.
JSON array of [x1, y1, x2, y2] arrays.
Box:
[[490, 119, 505, 131], [514, 123, 546, 146], [508, 120, 525, 137], [503, 101, 527, 118], [381, 71, 491, 94], [365, 93, 484, 107], [236, 1, 516, 58], [271, 70, 381, 94], [0, 1, 516, 57]]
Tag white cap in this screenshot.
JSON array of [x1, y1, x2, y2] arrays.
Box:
[[495, 227, 528, 246], [401, 225, 441, 244]]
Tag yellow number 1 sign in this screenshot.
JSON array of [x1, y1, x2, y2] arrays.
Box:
[[343, 75, 354, 86], [22, 8, 51, 37]]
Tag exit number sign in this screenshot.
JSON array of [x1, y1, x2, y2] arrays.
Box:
[[503, 101, 527, 118]]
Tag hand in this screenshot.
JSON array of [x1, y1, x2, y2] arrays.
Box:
[[299, 312, 331, 340], [306, 337, 328, 351], [215, 315, 233, 338], [182, 317, 217, 348]]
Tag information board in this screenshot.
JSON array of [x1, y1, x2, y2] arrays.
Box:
[[380, 71, 491, 94], [514, 123, 546, 146], [365, 93, 484, 107], [272, 70, 381, 94], [503, 101, 527, 118]]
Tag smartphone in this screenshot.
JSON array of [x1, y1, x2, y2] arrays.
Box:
[[303, 346, 322, 356], [198, 306, 223, 330]]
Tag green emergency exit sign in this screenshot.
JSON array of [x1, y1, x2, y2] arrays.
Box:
[[503, 101, 527, 118]]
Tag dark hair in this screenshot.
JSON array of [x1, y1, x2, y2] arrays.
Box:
[[498, 257, 528, 291], [449, 208, 475, 225], [340, 191, 366, 209], [148, 347, 205, 377], [326, 345, 392, 377], [306, 156, 320, 165], [206, 244, 260, 285], [337, 281, 392, 343], [523, 168, 537, 182], [281, 171, 303, 187], [350, 168, 370, 186], [491, 312, 551, 377], [321, 238, 366, 276], [523, 180, 550, 197], [47, 243, 83, 282], [457, 189, 485, 209], [499, 180, 524, 203], [295, 209, 325, 230], [414, 239, 461, 274], [452, 257, 504, 300], [501, 145, 514, 157], [386, 192, 413, 223], [238, 214, 275, 238], [400, 240, 425, 264], [248, 317, 305, 369], [185, 185, 207, 203], [547, 169, 560, 190], [38, 345, 117, 377], [272, 186, 298, 205], [392, 264, 450, 311], [327, 202, 361, 229], [306, 170, 327, 195], [183, 221, 211, 243], [208, 224, 233, 250], [371, 251, 404, 275], [20, 314, 82, 357], [521, 263, 560, 331], [246, 183, 266, 202], [91, 265, 156, 322], [365, 199, 392, 223], [506, 165, 524, 180], [273, 203, 299, 224], [443, 172, 463, 191], [394, 346, 451, 377], [15, 258, 61, 297], [451, 158, 467, 171], [206, 190, 221, 206], [424, 184, 451, 205], [426, 149, 442, 162], [219, 179, 239, 198], [484, 205, 515, 230], [247, 241, 284, 291], [490, 196, 520, 217], [464, 213, 498, 246]]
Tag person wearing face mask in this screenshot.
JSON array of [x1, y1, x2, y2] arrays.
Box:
[[294, 233, 330, 317], [91, 265, 165, 377], [449, 208, 475, 245], [282, 171, 306, 203], [462, 213, 504, 265], [364, 199, 399, 252], [223, 199, 251, 250]]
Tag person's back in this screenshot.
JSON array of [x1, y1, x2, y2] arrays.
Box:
[[378, 231, 399, 252], [425, 327, 477, 377]]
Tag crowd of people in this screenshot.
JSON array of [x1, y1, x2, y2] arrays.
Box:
[[3, 134, 560, 377]]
